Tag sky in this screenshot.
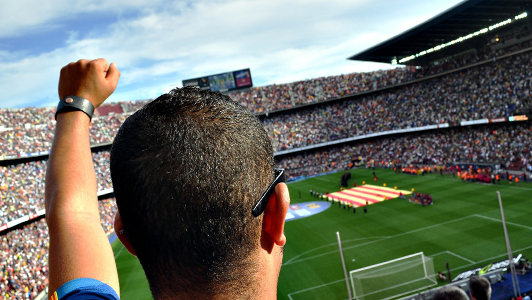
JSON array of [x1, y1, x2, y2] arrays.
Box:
[[0, 0, 463, 109]]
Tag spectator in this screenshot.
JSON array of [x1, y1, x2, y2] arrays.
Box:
[[469, 275, 491, 300], [45, 60, 290, 299], [432, 286, 469, 300]]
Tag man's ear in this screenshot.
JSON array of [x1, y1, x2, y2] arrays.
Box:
[[261, 182, 290, 253], [114, 212, 136, 257]]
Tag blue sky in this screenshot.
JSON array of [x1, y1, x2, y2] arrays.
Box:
[[0, 0, 463, 108]]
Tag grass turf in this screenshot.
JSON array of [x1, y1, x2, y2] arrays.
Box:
[[112, 168, 532, 300]]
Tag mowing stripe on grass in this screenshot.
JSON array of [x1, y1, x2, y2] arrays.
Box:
[[284, 215, 476, 265], [473, 214, 532, 230], [287, 278, 346, 300]]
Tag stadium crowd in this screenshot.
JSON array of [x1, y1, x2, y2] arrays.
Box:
[[276, 123, 532, 180], [0, 219, 48, 300], [0, 151, 112, 227], [263, 49, 532, 151], [0, 198, 117, 300], [1, 41, 532, 156]]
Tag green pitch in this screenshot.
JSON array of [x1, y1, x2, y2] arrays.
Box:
[[112, 168, 532, 300]]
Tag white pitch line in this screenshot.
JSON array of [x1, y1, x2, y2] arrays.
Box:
[[447, 251, 476, 264], [428, 250, 475, 264], [284, 215, 476, 266], [473, 214, 532, 231], [114, 243, 125, 259], [284, 236, 388, 265]]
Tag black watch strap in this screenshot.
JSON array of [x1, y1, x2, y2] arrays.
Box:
[[55, 96, 95, 121]]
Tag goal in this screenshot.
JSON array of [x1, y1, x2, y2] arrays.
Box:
[[349, 252, 437, 300]]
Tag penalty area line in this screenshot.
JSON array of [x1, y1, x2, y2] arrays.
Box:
[[473, 214, 532, 231], [287, 278, 346, 300], [284, 215, 476, 266]]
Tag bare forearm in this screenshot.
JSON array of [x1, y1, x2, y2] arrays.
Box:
[[46, 111, 97, 218]]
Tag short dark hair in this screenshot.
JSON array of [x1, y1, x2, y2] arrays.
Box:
[[469, 275, 491, 300], [432, 286, 469, 300], [110, 87, 274, 299]]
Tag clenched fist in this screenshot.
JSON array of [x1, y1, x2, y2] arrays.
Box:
[[58, 58, 120, 108]]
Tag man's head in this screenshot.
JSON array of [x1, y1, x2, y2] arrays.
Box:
[[432, 286, 469, 300], [469, 275, 492, 300], [110, 87, 289, 299]]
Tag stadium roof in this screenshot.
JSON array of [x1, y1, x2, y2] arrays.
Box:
[[349, 0, 532, 65]]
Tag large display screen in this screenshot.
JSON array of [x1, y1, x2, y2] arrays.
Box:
[[183, 68, 253, 92]]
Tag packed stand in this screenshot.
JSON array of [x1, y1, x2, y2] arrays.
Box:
[[276, 123, 532, 180], [264, 50, 532, 151], [230, 38, 532, 114], [0, 151, 112, 227], [0, 37, 531, 155], [2, 41, 532, 156], [0, 219, 48, 300], [0, 198, 117, 300]]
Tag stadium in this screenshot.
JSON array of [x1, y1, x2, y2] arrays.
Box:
[[1, 0, 532, 299]]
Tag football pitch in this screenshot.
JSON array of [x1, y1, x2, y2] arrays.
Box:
[[112, 168, 532, 300]]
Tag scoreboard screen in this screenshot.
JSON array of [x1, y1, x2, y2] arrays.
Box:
[[183, 68, 253, 92]]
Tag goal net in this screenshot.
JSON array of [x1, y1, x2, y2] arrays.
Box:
[[349, 252, 437, 300]]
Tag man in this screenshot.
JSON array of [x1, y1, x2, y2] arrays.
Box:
[[432, 286, 469, 300], [45, 59, 290, 299], [469, 275, 492, 300]]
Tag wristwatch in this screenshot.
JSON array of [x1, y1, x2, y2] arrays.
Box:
[[55, 96, 95, 121]]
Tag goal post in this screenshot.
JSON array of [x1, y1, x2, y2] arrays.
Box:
[[349, 252, 437, 300]]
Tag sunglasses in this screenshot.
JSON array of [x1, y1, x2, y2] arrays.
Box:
[[252, 168, 285, 217]]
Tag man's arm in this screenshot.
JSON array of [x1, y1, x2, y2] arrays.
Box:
[[45, 59, 120, 295]]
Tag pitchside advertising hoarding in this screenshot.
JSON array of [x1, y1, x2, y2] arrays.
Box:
[[182, 69, 253, 93], [452, 254, 524, 282]]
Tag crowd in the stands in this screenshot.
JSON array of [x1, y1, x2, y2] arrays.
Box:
[[0, 152, 112, 227], [263, 49, 532, 151], [230, 38, 532, 114], [0, 219, 48, 300], [276, 123, 532, 180], [0, 198, 117, 300], [1, 39, 532, 156]]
